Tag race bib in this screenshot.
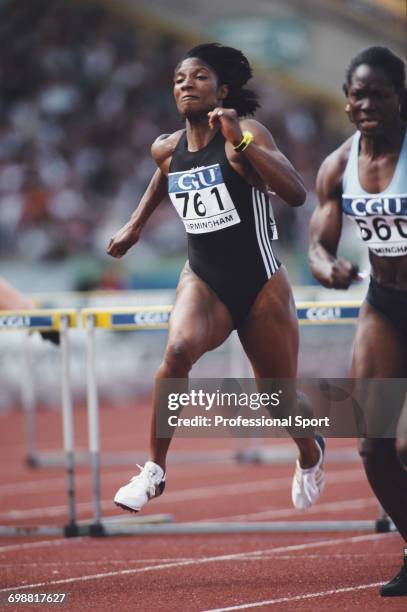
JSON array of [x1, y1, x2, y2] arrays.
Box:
[[342, 194, 407, 257], [168, 164, 241, 234]]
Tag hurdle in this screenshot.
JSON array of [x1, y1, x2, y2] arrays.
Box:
[[0, 308, 173, 538], [80, 302, 394, 536], [79, 306, 174, 536], [23, 300, 363, 469], [0, 309, 77, 537]]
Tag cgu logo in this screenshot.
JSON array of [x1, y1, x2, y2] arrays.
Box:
[[133, 311, 170, 326], [306, 307, 341, 321], [177, 167, 218, 191], [350, 197, 402, 216], [0, 315, 30, 328]]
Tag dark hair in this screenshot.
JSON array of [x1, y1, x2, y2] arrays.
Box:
[[182, 42, 260, 116], [343, 46, 407, 119]]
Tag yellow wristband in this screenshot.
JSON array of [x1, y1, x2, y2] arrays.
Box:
[[233, 131, 254, 153]]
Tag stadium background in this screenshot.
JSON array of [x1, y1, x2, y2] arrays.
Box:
[[0, 0, 405, 408]]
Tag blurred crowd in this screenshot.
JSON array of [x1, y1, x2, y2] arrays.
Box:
[[0, 0, 347, 285]]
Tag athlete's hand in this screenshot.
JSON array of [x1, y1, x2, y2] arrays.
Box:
[[107, 222, 140, 258], [329, 259, 360, 289], [207, 108, 243, 147]]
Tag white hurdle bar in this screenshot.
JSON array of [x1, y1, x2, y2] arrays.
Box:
[[80, 303, 394, 536]]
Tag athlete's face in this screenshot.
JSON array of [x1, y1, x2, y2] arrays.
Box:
[[173, 58, 228, 120], [346, 64, 401, 136]]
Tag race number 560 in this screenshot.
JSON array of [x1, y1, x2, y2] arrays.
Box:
[[355, 217, 407, 241]]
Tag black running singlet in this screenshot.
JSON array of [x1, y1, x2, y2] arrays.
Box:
[[168, 129, 281, 328]]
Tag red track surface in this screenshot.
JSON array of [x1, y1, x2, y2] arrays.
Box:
[[0, 403, 405, 611]]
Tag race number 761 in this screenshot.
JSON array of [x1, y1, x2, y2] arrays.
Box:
[[175, 187, 224, 218]]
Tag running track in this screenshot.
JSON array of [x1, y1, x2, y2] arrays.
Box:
[[0, 403, 405, 611]]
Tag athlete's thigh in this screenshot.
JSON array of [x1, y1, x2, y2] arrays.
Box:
[[352, 301, 407, 377], [396, 395, 407, 452], [353, 302, 407, 439], [238, 266, 299, 377], [167, 262, 234, 360]]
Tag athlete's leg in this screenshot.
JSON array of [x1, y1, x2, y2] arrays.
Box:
[[151, 263, 234, 469], [238, 266, 320, 468], [396, 396, 407, 466], [352, 302, 407, 541]]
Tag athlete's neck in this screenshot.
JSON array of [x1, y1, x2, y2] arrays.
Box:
[[359, 121, 405, 159], [185, 119, 219, 152]]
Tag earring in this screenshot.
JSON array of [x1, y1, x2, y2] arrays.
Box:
[[345, 104, 351, 112]]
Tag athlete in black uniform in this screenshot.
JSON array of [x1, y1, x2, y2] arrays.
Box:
[[108, 43, 324, 514], [169, 123, 281, 328]]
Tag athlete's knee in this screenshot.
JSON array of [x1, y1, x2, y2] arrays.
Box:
[[358, 437, 395, 463], [161, 340, 195, 376], [395, 437, 407, 467]]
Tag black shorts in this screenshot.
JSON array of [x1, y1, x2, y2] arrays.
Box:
[[366, 276, 407, 341]]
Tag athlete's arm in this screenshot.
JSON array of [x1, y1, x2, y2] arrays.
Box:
[[208, 109, 306, 207], [0, 277, 35, 309], [107, 131, 184, 259], [107, 168, 168, 258], [0, 278, 59, 344], [309, 151, 359, 289]]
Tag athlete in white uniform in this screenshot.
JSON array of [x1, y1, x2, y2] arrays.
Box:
[[309, 46, 407, 597], [342, 130, 407, 259]]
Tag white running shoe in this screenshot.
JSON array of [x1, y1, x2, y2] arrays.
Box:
[[114, 461, 166, 513], [291, 436, 325, 511]]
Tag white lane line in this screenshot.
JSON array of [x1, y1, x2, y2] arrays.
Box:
[[0, 461, 240, 496], [1, 551, 397, 568], [0, 468, 365, 520], [0, 532, 395, 592], [0, 463, 358, 496], [0, 469, 178, 496], [0, 557, 196, 567], [0, 538, 86, 554], [201, 582, 384, 611], [204, 496, 376, 523], [239, 552, 398, 560]]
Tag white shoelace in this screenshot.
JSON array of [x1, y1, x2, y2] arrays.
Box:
[[128, 464, 159, 498], [301, 470, 321, 501]]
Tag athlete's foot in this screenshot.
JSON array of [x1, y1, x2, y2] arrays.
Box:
[[291, 435, 325, 511], [114, 461, 166, 513], [380, 548, 407, 597]]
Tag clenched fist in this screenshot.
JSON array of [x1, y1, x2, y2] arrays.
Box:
[[107, 221, 140, 258], [328, 259, 360, 289], [207, 107, 243, 147]]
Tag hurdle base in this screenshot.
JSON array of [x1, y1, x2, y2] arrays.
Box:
[[88, 522, 106, 537], [375, 518, 396, 533], [25, 453, 40, 468], [83, 520, 379, 536], [63, 523, 105, 537], [235, 446, 360, 465], [70, 514, 174, 537], [64, 522, 81, 538]]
